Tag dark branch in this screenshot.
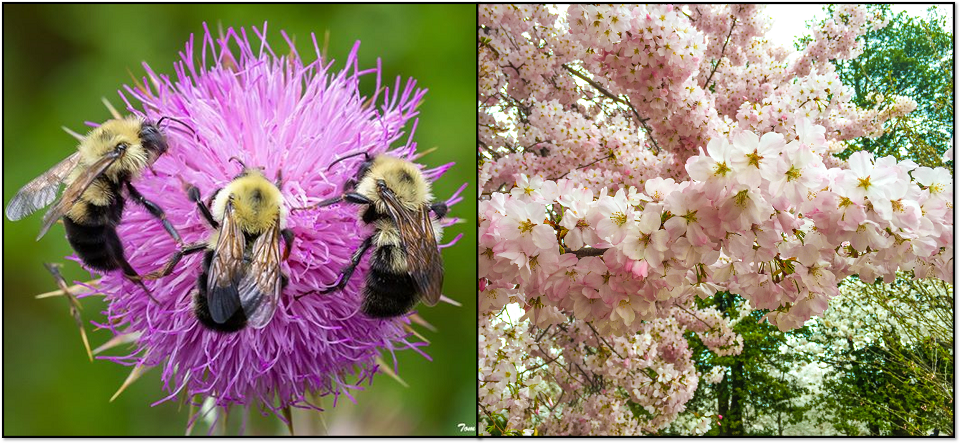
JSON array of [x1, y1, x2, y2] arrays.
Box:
[[562, 247, 609, 258], [563, 64, 624, 103], [585, 322, 625, 359], [563, 64, 661, 155], [552, 153, 615, 180], [636, 115, 662, 155], [704, 11, 739, 88], [576, 154, 615, 171], [535, 325, 552, 342]]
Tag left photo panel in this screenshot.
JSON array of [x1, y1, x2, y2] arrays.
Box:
[[2, 4, 477, 436]]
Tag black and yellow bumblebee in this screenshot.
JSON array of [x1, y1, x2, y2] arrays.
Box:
[[297, 153, 447, 318], [151, 163, 294, 331], [5, 112, 190, 295]]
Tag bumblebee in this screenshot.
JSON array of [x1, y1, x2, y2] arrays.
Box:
[[5, 110, 190, 294], [151, 164, 294, 332], [297, 153, 447, 318]]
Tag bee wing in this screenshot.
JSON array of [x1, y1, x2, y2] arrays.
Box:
[[205, 200, 246, 324], [6, 152, 83, 221], [36, 150, 122, 240], [238, 220, 283, 329], [380, 189, 444, 306]]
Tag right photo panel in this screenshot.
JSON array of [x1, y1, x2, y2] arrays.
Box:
[[478, 4, 954, 436]]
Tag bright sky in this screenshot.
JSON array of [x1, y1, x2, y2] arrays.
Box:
[[764, 4, 953, 49]]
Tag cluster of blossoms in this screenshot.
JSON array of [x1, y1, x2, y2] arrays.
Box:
[[479, 3, 952, 435], [67, 24, 460, 425], [480, 4, 918, 187], [702, 366, 726, 385], [479, 311, 700, 435], [481, 119, 952, 333]]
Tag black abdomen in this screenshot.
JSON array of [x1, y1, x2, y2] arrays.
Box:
[[362, 245, 419, 318], [193, 249, 290, 332], [63, 191, 126, 273], [194, 249, 248, 332]]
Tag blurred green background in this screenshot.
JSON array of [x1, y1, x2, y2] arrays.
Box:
[[2, 4, 476, 436]]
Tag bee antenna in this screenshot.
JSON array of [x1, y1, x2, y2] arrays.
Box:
[[326, 151, 370, 172], [228, 156, 246, 170], [157, 116, 198, 139]]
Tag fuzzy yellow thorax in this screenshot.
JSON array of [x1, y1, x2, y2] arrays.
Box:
[[213, 170, 285, 234]]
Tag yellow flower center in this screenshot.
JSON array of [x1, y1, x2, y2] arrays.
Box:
[[734, 189, 751, 208], [786, 165, 802, 181], [809, 264, 822, 279], [519, 219, 536, 233], [611, 211, 627, 226], [891, 200, 904, 213], [639, 232, 652, 246], [713, 162, 731, 177]]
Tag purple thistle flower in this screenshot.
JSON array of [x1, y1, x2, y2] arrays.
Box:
[[76, 23, 463, 420]]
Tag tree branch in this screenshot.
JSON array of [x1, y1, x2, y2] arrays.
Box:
[[563, 64, 662, 154], [563, 64, 624, 103], [704, 11, 739, 88], [585, 322, 625, 359], [561, 246, 609, 258], [551, 153, 615, 180], [635, 114, 662, 155]]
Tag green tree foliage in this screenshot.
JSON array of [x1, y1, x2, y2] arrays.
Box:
[[807, 276, 954, 436], [668, 9, 952, 436], [791, 8, 954, 434], [665, 292, 813, 436], [803, 5, 953, 167], [821, 339, 953, 436]]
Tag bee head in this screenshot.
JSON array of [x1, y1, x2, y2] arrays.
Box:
[[362, 156, 433, 211], [139, 122, 168, 161], [214, 167, 286, 234], [229, 157, 270, 181]]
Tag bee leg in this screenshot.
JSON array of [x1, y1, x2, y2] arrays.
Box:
[[293, 190, 371, 212], [120, 266, 159, 304], [292, 194, 346, 212], [125, 182, 183, 246], [343, 192, 372, 205], [430, 202, 449, 219], [144, 242, 207, 280], [294, 290, 318, 301], [342, 178, 358, 192], [296, 235, 373, 300], [322, 235, 373, 293], [102, 227, 159, 304], [185, 184, 218, 229], [281, 229, 294, 261]]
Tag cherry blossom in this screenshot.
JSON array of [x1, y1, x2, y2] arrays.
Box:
[[479, 3, 952, 436]]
